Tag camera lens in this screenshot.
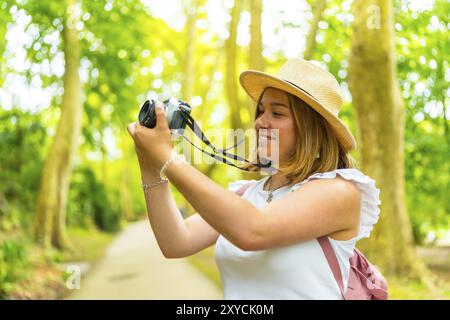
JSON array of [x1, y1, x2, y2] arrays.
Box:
[[138, 100, 156, 128], [137, 97, 192, 130]]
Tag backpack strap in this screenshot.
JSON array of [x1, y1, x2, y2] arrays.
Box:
[[317, 236, 345, 298]]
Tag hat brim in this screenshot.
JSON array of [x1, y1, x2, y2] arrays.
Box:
[[239, 70, 357, 151]]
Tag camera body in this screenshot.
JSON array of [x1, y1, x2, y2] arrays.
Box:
[[138, 97, 191, 130]]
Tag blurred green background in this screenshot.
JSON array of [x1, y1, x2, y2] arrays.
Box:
[[0, 0, 448, 299]]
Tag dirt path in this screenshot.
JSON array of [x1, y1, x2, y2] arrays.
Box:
[[67, 220, 222, 300]]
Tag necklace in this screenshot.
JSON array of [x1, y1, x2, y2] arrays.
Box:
[[266, 176, 290, 203]]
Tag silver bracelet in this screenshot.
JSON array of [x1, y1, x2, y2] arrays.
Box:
[[142, 178, 168, 194]]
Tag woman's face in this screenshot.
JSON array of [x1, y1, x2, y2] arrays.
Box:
[[255, 87, 297, 167]]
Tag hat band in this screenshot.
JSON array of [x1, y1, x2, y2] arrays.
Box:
[[282, 79, 317, 101]]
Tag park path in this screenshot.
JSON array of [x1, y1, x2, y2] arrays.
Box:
[[67, 220, 222, 300]]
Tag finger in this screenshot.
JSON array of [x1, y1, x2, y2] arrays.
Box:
[[127, 122, 136, 137], [155, 102, 169, 130]]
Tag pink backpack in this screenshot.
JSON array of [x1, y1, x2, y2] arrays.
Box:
[[235, 182, 389, 300]]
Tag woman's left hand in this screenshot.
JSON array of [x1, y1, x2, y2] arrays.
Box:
[[127, 103, 173, 172]]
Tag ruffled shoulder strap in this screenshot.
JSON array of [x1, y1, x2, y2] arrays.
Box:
[[227, 179, 257, 192], [289, 168, 381, 241]]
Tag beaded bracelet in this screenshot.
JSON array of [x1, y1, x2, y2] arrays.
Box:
[[159, 150, 187, 181], [141, 179, 168, 194]]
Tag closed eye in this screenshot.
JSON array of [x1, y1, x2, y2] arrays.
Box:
[[258, 108, 284, 117]]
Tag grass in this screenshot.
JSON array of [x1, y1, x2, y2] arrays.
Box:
[[2, 225, 117, 299], [388, 272, 450, 300], [187, 246, 223, 291], [59, 226, 116, 263]]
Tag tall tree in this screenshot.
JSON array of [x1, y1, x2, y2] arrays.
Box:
[[248, 0, 263, 71], [394, 0, 450, 243], [245, 0, 263, 126], [182, 0, 199, 101], [33, 0, 82, 248], [304, 0, 326, 60], [347, 0, 433, 285], [225, 0, 243, 131], [237, 0, 264, 181], [25, 0, 151, 244]]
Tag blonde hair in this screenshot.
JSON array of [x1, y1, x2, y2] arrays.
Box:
[[241, 88, 358, 185]]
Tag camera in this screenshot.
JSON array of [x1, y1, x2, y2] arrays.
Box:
[[138, 97, 192, 130], [136, 96, 273, 171]]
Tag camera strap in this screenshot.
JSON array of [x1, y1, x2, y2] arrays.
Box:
[[178, 111, 275, 172]]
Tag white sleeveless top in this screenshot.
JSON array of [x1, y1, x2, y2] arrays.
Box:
[[214, 168, 381, 300]]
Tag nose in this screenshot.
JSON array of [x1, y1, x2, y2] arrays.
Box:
[[255, 110, 270, 132]]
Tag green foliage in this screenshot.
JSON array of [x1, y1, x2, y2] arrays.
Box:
[[68, 166, 121, 232], [0, 238, 29, 298], [0, 0, 15, 84], [395, 0, 450, 243], [313, 0, 450, 242], [81, 0, 156, 127], [62, 226, 115, 262], [405, 130, 449, 243], [0, 108, 47, 231], [0, 0, 449, 299], [388, 275, 450, 299]]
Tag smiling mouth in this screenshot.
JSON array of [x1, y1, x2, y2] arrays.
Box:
[[257, 129, 278, 140], [258, 135, 275, 140]]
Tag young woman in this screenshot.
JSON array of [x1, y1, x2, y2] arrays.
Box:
[[127, 58, 381, 299]]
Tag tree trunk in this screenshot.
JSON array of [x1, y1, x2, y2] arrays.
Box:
[[237, 0, 263, 181], [225, 0, 243, 131], [248, 0, 263, 72], [348, 0, 432, 283], [32, 0, 82, 249], [182, 0, 198, 101], [245, 0, 263, 127], [436, 46, 450, 148], [304, 0, 326, 60]]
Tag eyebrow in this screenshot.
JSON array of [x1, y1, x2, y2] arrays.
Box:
[[259, 102, 289, 108]]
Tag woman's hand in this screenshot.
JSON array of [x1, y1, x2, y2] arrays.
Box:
[[127, 102, 173, 174]]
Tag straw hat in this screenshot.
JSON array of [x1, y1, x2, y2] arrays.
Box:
[[239, 58, 356, 151]]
